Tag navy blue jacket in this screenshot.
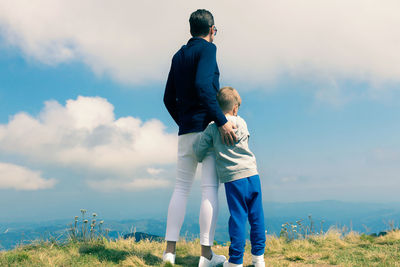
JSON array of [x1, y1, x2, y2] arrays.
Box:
[[164, 37, 227, 135]]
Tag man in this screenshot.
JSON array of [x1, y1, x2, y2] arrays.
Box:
[[163, 9, 237, 267]]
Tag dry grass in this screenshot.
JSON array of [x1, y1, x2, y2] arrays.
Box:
[[1, 229, 400, 266]]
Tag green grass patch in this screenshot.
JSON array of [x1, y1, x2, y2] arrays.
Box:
[[1, 229, 399, 266], [360, 233, 376, 242], [285, 254, 304, 261], [6, 252, 30, 264]]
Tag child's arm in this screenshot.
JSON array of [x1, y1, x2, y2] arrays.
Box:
[[193, 125, 214, 162]]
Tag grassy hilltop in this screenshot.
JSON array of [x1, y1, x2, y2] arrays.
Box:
[[1, 228, 400, 266]]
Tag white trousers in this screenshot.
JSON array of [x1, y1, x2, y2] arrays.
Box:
[[165, 132, 219, 246]]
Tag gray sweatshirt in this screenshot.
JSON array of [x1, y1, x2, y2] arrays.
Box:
[[193, 115, 258, 183]]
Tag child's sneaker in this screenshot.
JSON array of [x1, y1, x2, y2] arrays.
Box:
[[198, 251, 226, 267], [163, 251, 176, 265], [252, 254, 265, 267], [222, 260, 243, 267]]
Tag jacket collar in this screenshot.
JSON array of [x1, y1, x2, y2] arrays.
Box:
[[187, 37, 209, 45]]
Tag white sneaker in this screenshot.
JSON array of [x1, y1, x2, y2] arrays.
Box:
[[252, 254, 265, 267], [198, 251, 226, 267], [223, 260, 243, 267], [163, 252, 176, 265]]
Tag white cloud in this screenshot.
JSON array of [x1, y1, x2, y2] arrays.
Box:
[[0, 96, 177, 177], [87, 178, 170, 192], [280, 176, 300, 184], [147, 167, 164, 175], [0, 0, 399, 89], [0, 162, 56, 190], [314, 79, 350, 107]]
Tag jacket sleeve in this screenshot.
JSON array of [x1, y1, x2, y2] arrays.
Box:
[[193, 125, 214, 162], [194, 44, 227, 127], [163, 61, 179, 125]]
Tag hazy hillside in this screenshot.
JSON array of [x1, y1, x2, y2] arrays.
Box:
[[1, 200, 399, 251]]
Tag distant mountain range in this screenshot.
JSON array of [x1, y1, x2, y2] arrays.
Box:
[[1, 200, 399, 251]]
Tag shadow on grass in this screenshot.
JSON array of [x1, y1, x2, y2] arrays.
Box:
[[175, 254, 199, 267], [137, 251, 163, 265], [79, 243, 129, 263], [79, 242, 163, 265]]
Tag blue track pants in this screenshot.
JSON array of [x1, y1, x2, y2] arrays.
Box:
[[224, 174, 266, 264]]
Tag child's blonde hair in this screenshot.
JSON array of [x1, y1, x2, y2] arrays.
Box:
[[217, 86, 241, 112]]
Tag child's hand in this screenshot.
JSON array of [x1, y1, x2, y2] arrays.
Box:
[[218, 121, 237, 145]]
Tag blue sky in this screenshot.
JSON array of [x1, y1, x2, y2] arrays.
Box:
[[0, 1, 399, 222]]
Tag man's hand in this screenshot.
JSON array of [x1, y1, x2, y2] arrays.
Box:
[[218, 121, 237, 146]]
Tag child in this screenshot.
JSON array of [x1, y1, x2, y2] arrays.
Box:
[[193, 86, 266, 267]]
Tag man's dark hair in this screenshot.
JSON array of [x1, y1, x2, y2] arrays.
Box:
[[189, 9, 214, 37]]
